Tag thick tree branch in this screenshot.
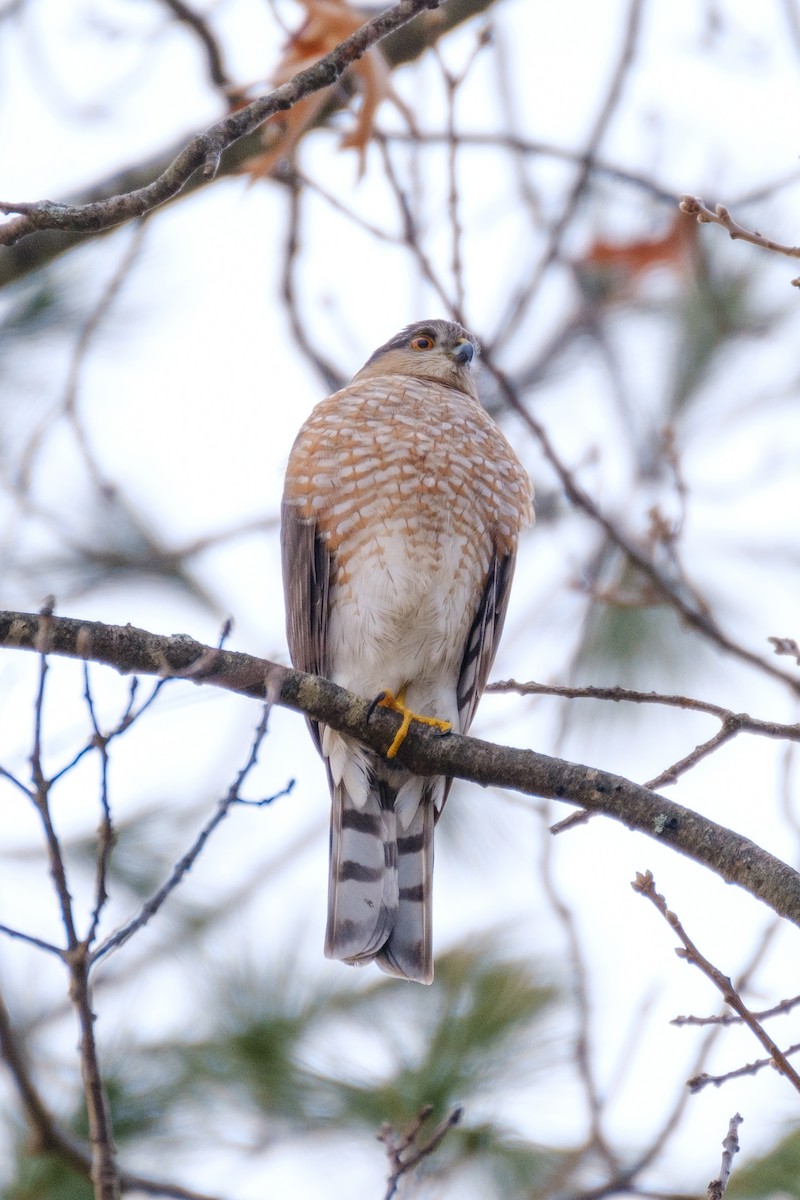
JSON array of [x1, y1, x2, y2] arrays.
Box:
[[3, 609, 800, 932], [0, 0, 441, 248]]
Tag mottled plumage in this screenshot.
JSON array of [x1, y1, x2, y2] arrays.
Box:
[[281, 320, 533, 983]]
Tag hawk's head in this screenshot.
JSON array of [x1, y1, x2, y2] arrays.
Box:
[[354, 320, 479, 398]]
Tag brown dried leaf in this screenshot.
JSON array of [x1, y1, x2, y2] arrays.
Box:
[[244, 0, 404, 181], [577, 210, 699, 302]]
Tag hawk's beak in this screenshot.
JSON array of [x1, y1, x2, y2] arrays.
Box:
[[450, 340, 475, 366]]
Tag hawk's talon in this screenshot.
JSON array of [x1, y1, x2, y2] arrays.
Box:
[[376, 689, 452, 759], [366, 691, 389, 722]]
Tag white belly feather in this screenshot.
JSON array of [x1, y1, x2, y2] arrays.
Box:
[[327, 528, 483, 728]]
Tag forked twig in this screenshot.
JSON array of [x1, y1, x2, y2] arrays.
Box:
[[633, 871, 800, 1093], [378, 1104, 463, 1199]]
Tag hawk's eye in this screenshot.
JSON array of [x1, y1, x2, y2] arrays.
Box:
[[410, 335, 435, 351]]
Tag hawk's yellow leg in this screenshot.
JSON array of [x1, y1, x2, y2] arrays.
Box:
[[378, 689, 452, 759]]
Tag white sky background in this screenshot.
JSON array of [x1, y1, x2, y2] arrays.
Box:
[[2, 0, 800, 1196]]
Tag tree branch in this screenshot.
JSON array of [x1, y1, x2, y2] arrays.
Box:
[[0, 986, 227, 1200], [3, 609, 800, 932], [479, 355, 800, 700], [680, 194, 800, 286], [634, 871, 800, 1093], [379, 1104, 463, 1200], [707, 1114, 743, 1200], [0, 0, 441, 248]]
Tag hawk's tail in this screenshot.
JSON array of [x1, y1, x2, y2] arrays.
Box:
[[325, 765, 435, 985]]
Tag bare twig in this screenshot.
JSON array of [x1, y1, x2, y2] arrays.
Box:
[[26, 616, 120, 1197], [689, 1042, 800, 1093], [769, 635, 800, 666], [91, 705, 280, 964], [375, 132, 459, 318], [673, 990, 800, 1027], [480, 357, 800, 700], [633, 871, 800, 1093], [644, 720, 747, 790], [573, 921, 781, 1200], [680, 194, 800, 285], [492, 0, 645, 350], [82, 664, 115, 948], [536, 798, 618, 1174], [0, 923, 64, 956], [378, 1104, 462, 1199], [707, 1114, 743, 1200], [0, 763, 33, 798], [0, 985, 226, 1200], [489, 677, 800, 741], [158, 0, 237, 97], [432, 31, 488, 316], [3, 609, 800, 934], [280, 173, 346, 392]]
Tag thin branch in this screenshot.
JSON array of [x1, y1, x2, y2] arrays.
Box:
[[0, 763, 33, 798], [633, 871, 800, 1093], [0, 985, 90, 1176], [69, 947, 119, 1198], [0, 0, 442, 246], [688, 1042, 800, 1093], [587, 914, 779, 1198], [673, 990, 800, 1028], [680, 194, 800, 285], [82, 664, 115, 948], [645, 721, 741, 790], [29, 612, 79, 951], [492, 0, 645, 350], [280, 173, 346, 392], [707, 1114, 743, 1200], [536, 798, 618, 1172], [3, 609, 800, 933], [158, 0, 236, 96], [378, 1104, 463, 1200], [0, 923, 64, 957], [16, 218, 148, 498], [0, 985, 227, 1200], [375, 132, 459, 318], [384, 130, 679, 204], [91, 705, 276, 965], [489, 677, 800, 739], [25, 611, 120, 1196], [432, 32, 488, 316], [479, 357, 800, 700]]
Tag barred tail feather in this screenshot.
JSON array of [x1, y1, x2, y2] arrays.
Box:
[[374, 795, 434, 985], [325, 766, 435, 985], [325, 779, 398, 964]]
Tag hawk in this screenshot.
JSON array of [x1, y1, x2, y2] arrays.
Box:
[[281, 320, 533, 983]]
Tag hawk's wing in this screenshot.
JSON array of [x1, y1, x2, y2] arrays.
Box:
[[456, 547, 517, 737], [280, 500, 331, 752]]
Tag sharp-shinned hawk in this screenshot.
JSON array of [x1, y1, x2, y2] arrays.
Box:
[[281, 320, 533, 983]]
